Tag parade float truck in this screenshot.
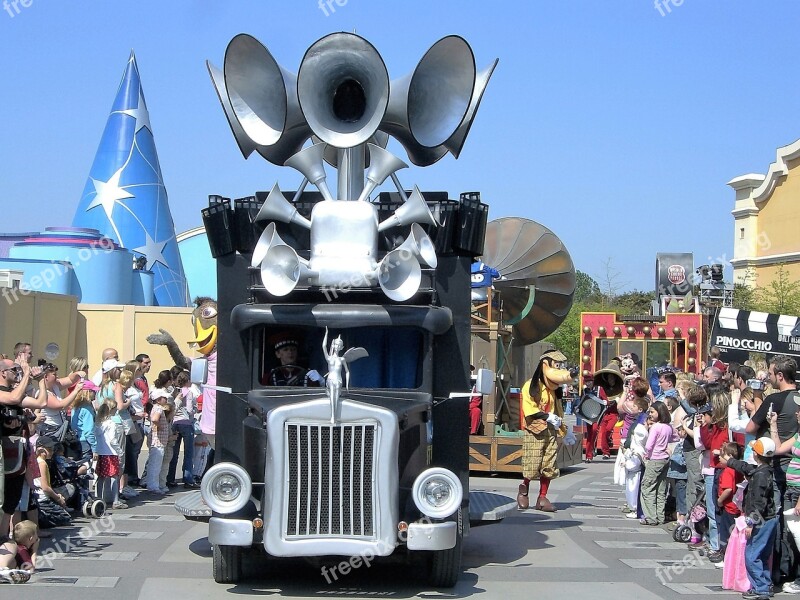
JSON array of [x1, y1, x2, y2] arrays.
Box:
[[175, 31, 508, 586]]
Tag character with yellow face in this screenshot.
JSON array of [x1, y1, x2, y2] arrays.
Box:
[[517, 349, 573, 512], [147, 297, 219, 448]]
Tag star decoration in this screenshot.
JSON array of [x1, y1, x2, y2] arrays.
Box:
[[134, 230, 170, 270], [115, 87, 152, 134], [86, 169, 134, 220]]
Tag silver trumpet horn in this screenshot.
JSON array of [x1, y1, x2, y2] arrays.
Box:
[[283, 143, 334, 202], [217, 34, 310, 166], [377, 248, 422, 302], [356, 144, 409, 203], [380, 36, 476, 166], [378, 186, 437, 232], [256, 224, 316, 296], [443, 58, 499, 158], [254, 183, 311, 229], [393, 223, 438, 268], [297, 32, 389, 149]]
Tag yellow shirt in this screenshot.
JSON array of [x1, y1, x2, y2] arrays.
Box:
[[522, 379, 566, 436]]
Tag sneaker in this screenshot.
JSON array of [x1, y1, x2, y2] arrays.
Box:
[[620, 504, 633, 513], [707, 550, 724, 563], [742, 591, 769, 600], [146, 487, 165, 495], [111, 501, 128, 510], [713, 560, 725, 569], [782, 582, 800, 594], [688, 539, 706, 550], [120, 486, 139, 499], [625, 511, 638, 519], [602, 454, 611, 460], [0, 568, 31, 584], [159, 486, 169, 494]]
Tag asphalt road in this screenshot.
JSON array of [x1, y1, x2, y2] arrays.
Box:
[[1, 460, 741, 599]]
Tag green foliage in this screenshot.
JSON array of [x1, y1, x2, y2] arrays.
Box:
[[614, 290, 656, 314], [575, 270, 602, 304], [754, 265, 800, 315]]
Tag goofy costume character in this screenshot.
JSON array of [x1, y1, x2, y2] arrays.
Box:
[[147, 296, 219, 448], [517, 349, 573, 512]]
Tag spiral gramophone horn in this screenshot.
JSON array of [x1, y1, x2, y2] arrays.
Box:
[[393, 223, 438, 268], [297, 32, 389, 149], [283, 143, 334, 202], [380, 36, 476, 165], [377, 248, 422, 302], [254, 184, 311, 229], [593, 361, 625, 398], [356, 144, 409, 202], [378, 186, 437, 232], [258, 226, 316, 296], [221, 34, 311, 166]]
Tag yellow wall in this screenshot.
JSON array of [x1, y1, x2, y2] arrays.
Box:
[[756, 158, 800, 257], [0, 290, 78, 369], [77, 304, 196, 374], [0, 292, 199, 374], [748, 263, 800, 290]]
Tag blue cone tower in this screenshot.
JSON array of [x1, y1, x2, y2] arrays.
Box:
[[72, 52, 188, 307]]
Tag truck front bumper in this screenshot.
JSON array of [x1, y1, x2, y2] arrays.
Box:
[[208, 517, 253, 547], [406, 521, 456, 551]]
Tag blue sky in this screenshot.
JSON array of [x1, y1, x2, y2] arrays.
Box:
[[2, 1, 799, 291]]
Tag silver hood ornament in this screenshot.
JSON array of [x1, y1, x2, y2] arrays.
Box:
[[322, 328, 368, 424]]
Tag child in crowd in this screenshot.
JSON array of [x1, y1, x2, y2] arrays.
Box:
[[621, 396, 650, 519], [144, 388, 171, 494], [95, 398, 127, 509], [158, 391, 179, 493], [70, 383, 99, 461], [640, 401, 676, 526], [0, 520, 39, 583], [695, 383, 731, 564], [716, 442, 744, 559], [720, 437, 777, 600]]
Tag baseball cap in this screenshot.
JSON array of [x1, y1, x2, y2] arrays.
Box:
[[750, 437, 776, 458], [697, 403, 714, 414], [150, 388, 171, 401], [102, 359, 125, 373]]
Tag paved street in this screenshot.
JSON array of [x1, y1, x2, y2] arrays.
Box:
[[2, 460, 742, 599]]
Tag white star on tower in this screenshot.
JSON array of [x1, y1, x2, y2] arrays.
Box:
[[115, 88, 152, 133], [134, 231, 170, 270], [86, 169, 134, 220]]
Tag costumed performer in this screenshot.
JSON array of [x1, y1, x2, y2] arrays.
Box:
[[147, 296, 218, 450], [517, 349, 573, 512], [263, 332, 323, 387]]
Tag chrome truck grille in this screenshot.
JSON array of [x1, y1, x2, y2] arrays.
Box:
[[285, 423, 376, 538]]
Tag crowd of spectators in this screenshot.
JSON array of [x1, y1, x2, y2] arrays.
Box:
[[584, 353, 800, 599], [0, 342, 209, 583]]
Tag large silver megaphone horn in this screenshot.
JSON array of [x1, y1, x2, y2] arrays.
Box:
[[356, 144, 408, 203], [254, 183, 311, 229], [393, 223, 438, 268], [297, 32, 389, 150], [378, 186, 437, 232], [254, 224, 316, 296], [212, 34, 311, 166], [379, 36, 497, 166], [283, 143, 334, 202]]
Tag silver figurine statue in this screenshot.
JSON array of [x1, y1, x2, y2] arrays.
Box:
[[322, 327, 368, 423]]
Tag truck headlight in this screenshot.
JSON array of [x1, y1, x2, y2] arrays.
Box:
[[411, 467, 463, 519], [201, 462, 252, 514]]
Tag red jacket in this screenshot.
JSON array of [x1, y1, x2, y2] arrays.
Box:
[[699, 424, 729, 469]]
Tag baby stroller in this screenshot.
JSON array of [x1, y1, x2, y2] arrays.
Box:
[[673, 485, 709, 543], [50, 455, 106, 519]]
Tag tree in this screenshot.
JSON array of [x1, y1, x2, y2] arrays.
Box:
[[598, 257, 629, 308], [754, 264, 800, 315], [614, 290, 656, 314], [575, 270, 602, 304]]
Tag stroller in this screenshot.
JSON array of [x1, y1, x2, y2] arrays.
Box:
[[673, 484, 709, 543], [50, 454, 107, 519]]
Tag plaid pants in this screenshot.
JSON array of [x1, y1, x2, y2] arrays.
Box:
[[522, 428, 559, 480]]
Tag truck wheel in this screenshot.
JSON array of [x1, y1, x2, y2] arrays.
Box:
[[213, 544, 243, 583], [428, 508, 463, 588]]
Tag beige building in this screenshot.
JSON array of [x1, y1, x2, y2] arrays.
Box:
[[729, 137, 800, 287]]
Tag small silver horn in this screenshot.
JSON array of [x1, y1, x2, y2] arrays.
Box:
[[221, 34, 310, 166], [394, 223, 438, 268], [254, 183, 311, 229], [377, 248, 422, 302], [378, 186, 437, 232], [297, 32, 389, 149], [283, 143, 334, 202], [258, 226, 316, 296], [356, 144, 409, 202]]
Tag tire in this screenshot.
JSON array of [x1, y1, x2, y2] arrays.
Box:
[[213, 544, 243, 584], [82, 501, 91, 518], [428, 508, 463, 588], [91, 499, 106, 518], [674, 525, 692, 543]]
